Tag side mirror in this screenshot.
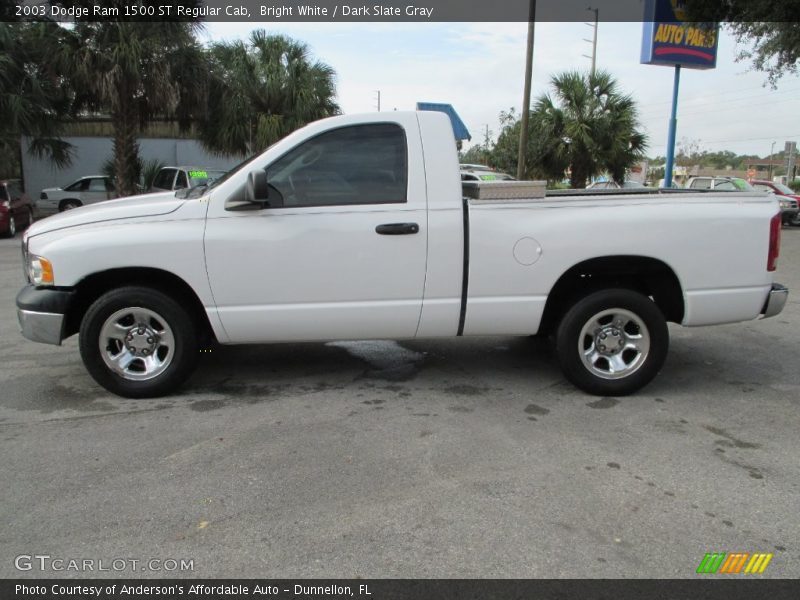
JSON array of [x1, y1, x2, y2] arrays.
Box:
[[226, 170, 284, 211], [246, 170, 269, 203]]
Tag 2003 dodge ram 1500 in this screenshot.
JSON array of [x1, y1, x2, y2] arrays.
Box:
[[16, 111, 789, 398]]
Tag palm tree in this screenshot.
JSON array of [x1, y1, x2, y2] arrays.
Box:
[[532, 70, 647, 187], [0, 23, 74, 179], [200, 31, 339, 157], [48, 8, 207, 196]]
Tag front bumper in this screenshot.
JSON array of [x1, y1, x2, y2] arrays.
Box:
[[761, 283, 788, 319], [16, 285, 75, 345]]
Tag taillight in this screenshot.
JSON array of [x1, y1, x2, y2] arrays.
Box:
[[767, 212, 781, 272]]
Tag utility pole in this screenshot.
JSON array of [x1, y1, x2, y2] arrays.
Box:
[[484, 124, 491, 164], [769, 141, 776, 180], [374, 90, 381, 112], [583, 7, 599, 77], [517, 0, 536, 180]]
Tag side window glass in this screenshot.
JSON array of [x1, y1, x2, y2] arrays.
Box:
[[153, 169, 176, 189], [714, 180, 735, 191], [7, 182, 21, 198], [88, 178, 106, 192], [265, 123, 408, 208], [0, 185, 7, 201], [79, 178, 91, 191], [64, 180, 83, 192], [175, 171, 189, 189], [690, 179, 710, 190], [105, 178, 116, 192]]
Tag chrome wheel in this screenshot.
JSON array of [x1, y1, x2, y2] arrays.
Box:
[[578, 308, 650, 380], [99, 307, 175, 381]]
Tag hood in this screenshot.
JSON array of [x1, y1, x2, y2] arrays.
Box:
[[27, 192, 184, 237]]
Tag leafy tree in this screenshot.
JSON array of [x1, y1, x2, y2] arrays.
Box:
[[684, 0, 800, 86], [493, 71, 647, 187], [200, 31, 339, 157], [48, 3, 208, 196], [460, 144, 492, 166], [0, 23, 74, 179]]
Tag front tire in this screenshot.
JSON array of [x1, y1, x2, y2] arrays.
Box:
[[555, 288, 668, 396], [79, 286, 199, 398]]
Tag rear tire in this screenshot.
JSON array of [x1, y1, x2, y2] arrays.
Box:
[[555, 288, 668, 396], [79, 286, 199, 398]]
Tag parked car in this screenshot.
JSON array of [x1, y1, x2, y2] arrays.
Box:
[[460, 167, 515, 182], [586, 180, 648, 190], [0, 179, 36, 238], [149, 166, 227, 192], [16, 111, 787, 399], [750, 179, 800, 226], [685, 176, 755, 191], [38, 176, 118, 214]]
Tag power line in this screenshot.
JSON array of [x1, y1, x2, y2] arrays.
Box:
[[639, 96, 800, 120], [637, 86, 800, 118], [637, 84, 800, 110], [648, 133, 800, 149]]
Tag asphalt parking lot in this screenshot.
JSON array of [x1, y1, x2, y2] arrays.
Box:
[[1, 227, 798, 579]]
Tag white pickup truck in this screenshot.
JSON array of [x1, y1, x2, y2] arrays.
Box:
[[16, 111, 788, 398]]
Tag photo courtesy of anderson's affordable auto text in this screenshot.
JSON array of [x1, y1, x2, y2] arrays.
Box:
[[1, 0, 800, 598]]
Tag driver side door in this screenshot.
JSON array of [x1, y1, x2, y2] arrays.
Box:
[[203, 120, 428, 343]]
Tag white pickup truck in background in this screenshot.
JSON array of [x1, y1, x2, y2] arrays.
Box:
[[16, 111, 788, 398]]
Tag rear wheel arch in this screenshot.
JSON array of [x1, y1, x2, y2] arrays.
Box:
[[538, 255, 684, 335]]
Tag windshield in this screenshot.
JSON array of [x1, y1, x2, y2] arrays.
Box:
[[774, 182, 794, 194]]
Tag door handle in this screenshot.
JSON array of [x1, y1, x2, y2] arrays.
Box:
[[375, 222, 419, 235]]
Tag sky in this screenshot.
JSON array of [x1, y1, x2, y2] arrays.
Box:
[[202, 22, 800, 158]]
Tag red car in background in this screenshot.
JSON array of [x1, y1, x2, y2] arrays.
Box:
[[750, 179, 800, 226], [0, 179, 36, 238]]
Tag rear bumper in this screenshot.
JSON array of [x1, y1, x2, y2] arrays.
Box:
[[16, 285, 75, 345], [761, 283, 788, 318]]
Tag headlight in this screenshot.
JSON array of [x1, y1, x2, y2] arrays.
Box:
[[28, 254, 54, 286], [779, 200, 791, 209]]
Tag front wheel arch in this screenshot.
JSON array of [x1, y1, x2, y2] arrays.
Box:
[[64, 267, 216, 345]]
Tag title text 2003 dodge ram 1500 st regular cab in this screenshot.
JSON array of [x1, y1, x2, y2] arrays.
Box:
[[16, 111, 788, 398]]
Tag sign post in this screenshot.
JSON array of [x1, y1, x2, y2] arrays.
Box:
[[641, 0, 719, 188]]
